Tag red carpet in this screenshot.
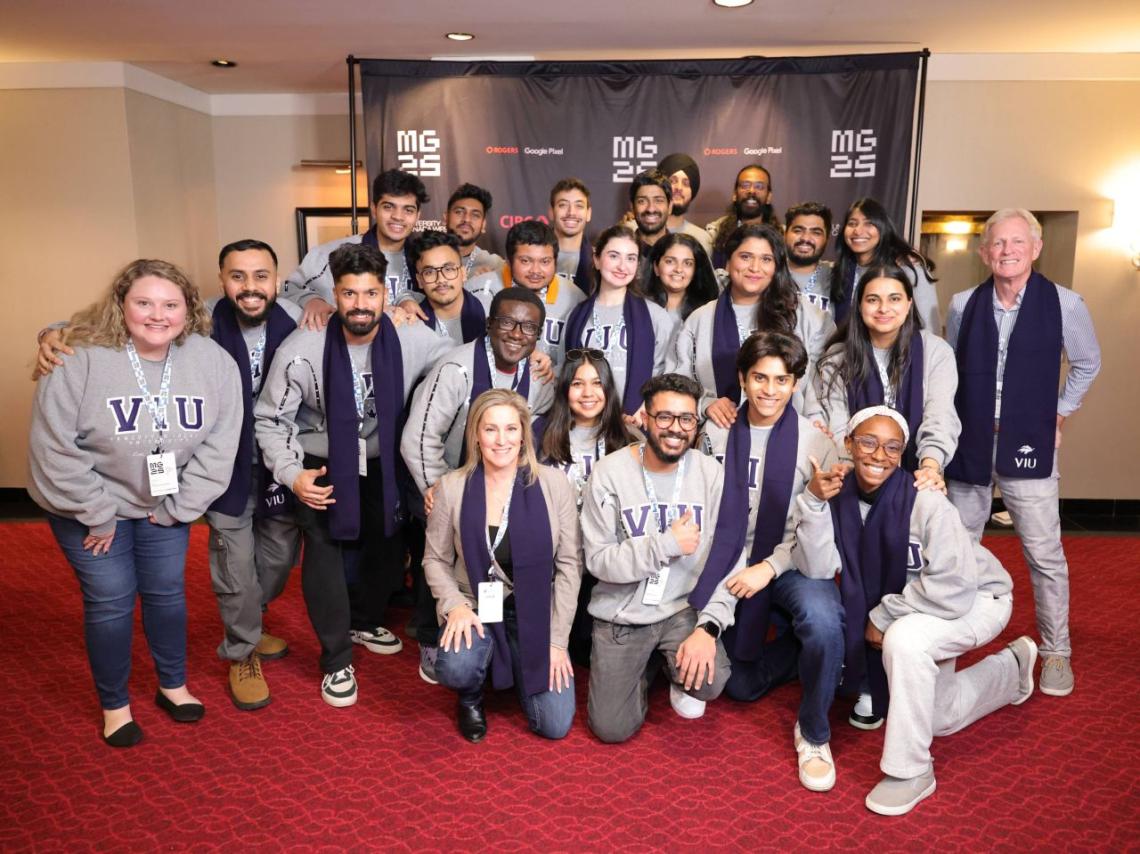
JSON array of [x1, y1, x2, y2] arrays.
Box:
[[1, 521, 1138, 852]]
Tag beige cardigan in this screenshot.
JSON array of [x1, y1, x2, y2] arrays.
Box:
[[423, 464, 583, 649]]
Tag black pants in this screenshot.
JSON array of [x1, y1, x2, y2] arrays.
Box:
[[295, 455, 405, 674], [405, 516, 440, 647]]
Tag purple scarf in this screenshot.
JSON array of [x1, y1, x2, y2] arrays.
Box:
[[459, 465, 555, 697], [846, 330, 925, 472], [573, 240, 594, 295], [209, 299, 297, 517], [564, 294, 655, 415], [422, 292, 486, 344], [323, 313, 405, 539], [831, 467, 916, 717], [690, 404, 798, 661], [711, 290, 747, 402], [946, 273, 1062, 485]]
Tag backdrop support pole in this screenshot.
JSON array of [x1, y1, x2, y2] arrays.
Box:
[[907, 48, 931, 243], [347, 55, 359, 235]]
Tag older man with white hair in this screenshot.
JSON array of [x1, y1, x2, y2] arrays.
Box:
[[943, 209, 1100, 699]]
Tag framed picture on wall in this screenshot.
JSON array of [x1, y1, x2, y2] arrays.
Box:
[[295, 207, 370, 257]]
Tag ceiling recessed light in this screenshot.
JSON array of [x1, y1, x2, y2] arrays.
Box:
[[713, 0, 753, 7], [211, 58, 237, 68], [446, 32, 475, 41]]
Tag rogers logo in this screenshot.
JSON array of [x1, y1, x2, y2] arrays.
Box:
[[703, 147, 739, 156], [485, 146, 520, 155], [498, 214, 550, 229]]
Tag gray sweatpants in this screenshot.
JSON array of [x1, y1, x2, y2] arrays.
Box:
[[948, 447, 1070, 657], [880, 591, 1018, 778], [588, 607, 730, 744], [205, 469, 300, 662]]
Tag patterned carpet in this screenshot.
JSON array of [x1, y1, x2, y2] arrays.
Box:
[[1, 522, 1137, 852]]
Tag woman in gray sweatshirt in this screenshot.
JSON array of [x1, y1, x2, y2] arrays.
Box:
[[27, 259, 243, 747]]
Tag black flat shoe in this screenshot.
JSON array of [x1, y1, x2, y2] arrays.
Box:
[[457, 702, 487, 743], [155, 690, 205, 723], [103, 720, 143, 748]]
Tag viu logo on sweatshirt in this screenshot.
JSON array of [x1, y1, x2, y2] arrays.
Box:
[[582, 324, 629, 354], [907, 541, 925, 571], [106, 396, 206, 434], [1014, 444, 1037, 470], [712, 454, 762, 489], [621, 503, 705, 537], [556, 453, 596, 480], [544, 318, 566, 348]]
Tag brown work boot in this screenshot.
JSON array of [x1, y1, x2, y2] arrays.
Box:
[[229, 653, 270, 711], [255, 631, 289, 660]]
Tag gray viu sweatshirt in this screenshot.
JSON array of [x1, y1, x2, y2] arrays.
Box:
[[27, 335, 244, 535]]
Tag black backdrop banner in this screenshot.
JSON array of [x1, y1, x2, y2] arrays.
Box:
[[359, 54, 922, 255]]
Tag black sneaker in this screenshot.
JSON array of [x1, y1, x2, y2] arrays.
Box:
[[321, 665, 358, 708]]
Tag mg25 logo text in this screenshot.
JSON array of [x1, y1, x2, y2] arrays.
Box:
[[612, 135, 657, 183], [397, 129, 441, 177], [830, 129, 876, 178]]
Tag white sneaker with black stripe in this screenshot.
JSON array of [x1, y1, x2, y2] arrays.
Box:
[[321, 666, 358, 707], [349, 626, 403, 655]]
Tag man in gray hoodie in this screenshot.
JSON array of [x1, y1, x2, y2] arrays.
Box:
[[581, 373, 739, 743], [255, 243, 451, 707]]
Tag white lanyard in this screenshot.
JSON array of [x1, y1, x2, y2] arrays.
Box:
[[638, 444, 687, 532], [126, 340, 173, 452], [570, 434, 607, 497], [463, 251, 477, 277], [590, 302, 626, 363], [484, 336, 523, 391], [484, 475, 516, 579], [348, 351, 366, 433], [249, 327, 267, 390]]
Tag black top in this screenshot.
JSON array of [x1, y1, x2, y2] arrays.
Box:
[[487, 525, 513, 582]]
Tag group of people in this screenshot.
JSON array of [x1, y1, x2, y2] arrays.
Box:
[[28, 158, 1100, 817]]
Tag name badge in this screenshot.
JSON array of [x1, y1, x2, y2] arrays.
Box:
[[478, 580, 504, 623], [147, 452, 179, 497], [642, 565, 670, 606], [358, 438, 368, 477]]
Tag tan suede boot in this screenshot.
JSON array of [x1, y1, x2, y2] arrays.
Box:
[[229, 653, 270, 711]]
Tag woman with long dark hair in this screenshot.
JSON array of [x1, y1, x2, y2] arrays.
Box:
[[809, 265, 959, 490], [423, 389, 582, 743], [668, 223, 834, 429], [563, 225, 676, 418], [830, 198, 941, 333], [645, 233, 720, 324], [534, 349, 638, 665]]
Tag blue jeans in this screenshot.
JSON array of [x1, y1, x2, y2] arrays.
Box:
[[49, 515, 190, 710], [725, 569, 845, 745], [435, 608, 575, 740]]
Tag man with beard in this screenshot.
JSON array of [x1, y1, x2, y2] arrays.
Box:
[[256, 243, 452, 707], [282, 168, 428, 330], [582, 374, 738, 743], [32, 240, 306, 712], [629, 170, 673, 283], [659, 153, 714, 257], [549, 177, 594, 291], [401, 287, 554, 682], [707, 164, 781, 268], [784, 202, 835, 314], [468, 220, 585, 366], [445, 183, 504, 278]]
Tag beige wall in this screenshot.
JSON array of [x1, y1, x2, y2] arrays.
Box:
[[917, 81, 1140, 498], [3, 79, 1138, 498]]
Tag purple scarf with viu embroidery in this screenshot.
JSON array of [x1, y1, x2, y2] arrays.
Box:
[[459, 465, 554, 697], [689, 403, 798, 661], [323, 313, 405, 539], [847, 331, 925, 472], [422, 292, 486, 344], [946, 273, 1062, 485], [831, 468, 916, 718], [711, 290, 747, 402], [564, 293, 655, 415], [209, 299, 296, 517]]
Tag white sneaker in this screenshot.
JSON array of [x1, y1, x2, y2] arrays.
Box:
[[349, 626, 403, 655], [794, 722, 836, 792], [669, 683, 706, 719], [321, 665, 358, 708]]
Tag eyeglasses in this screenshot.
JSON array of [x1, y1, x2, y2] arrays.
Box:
[[647, 410, 699, 431], [419, 263, 461, 284], [851, 435, 905, 458], [566, 348, 605, 362], [490, 316, 542, 338]]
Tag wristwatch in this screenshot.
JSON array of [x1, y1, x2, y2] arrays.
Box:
[[698, 622, 721, 639]]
